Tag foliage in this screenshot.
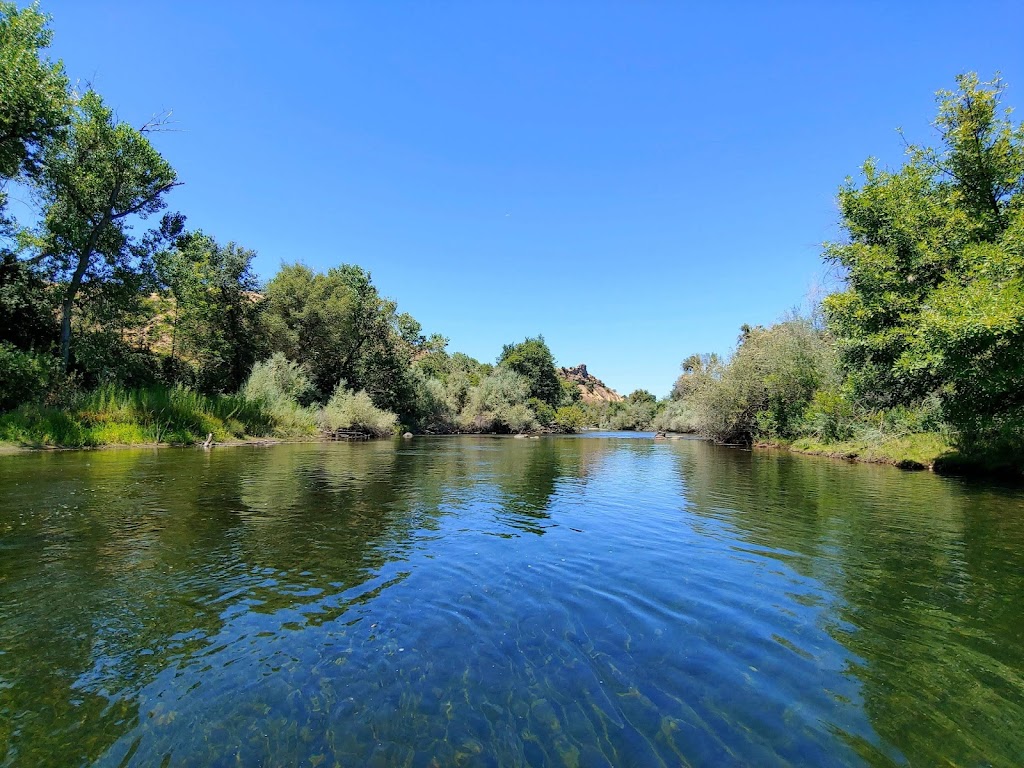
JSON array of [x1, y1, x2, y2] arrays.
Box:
[[72, 329, 160, 389], [651, 399, 700, 433], [154, 229, 264, 392], [0, 341, 54, 410], [459, 367, 538, 433], [242, 353, 314, 406], [0, 1, 68, 192], [37, 89, 177, 367], [669, 318, 830, 443], [320, 385, 398, 437], [263, 263, 415, 415], [498, 336, 562, 408], [0, 252, 57, 349], [552, 405, 586, 433], [824, 73, 1024, 451], [627, 389, 657, 405]]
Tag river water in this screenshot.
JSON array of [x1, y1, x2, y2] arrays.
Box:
[[1, 434, 1022, 766]]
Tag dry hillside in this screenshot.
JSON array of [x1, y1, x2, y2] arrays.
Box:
[[559, 364, 624, 404]]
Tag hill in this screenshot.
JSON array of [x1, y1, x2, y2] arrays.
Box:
[[559, 364, 624, 405]]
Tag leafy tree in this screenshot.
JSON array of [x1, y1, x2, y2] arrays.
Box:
[[0, 251, 56, 349], [0, 1, 68, 205], [459, 367, 537, 433], [36, 90, 178, 369], [263, 263, 417, 415], [498, 336, 561, 408], [552, 404, 585, 433], [824, 73, 1024, 451], [670, 353, 722, 401], [627, 388, 657, 405], [154, 229, 263, 392]]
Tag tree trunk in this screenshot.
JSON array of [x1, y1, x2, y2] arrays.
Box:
[[59, 250, 91, 371]]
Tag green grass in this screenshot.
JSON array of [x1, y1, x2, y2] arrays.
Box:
[[0, 385, 285, 448], [788, 431, 954, 470]]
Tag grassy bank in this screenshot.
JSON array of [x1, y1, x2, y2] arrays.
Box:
[[0, 385, 290, 448], [761, 432, 1022, 479], [784, 432, 953, 470]]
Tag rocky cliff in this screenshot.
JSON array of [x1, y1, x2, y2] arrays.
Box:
[[559, 364, 624, 404]]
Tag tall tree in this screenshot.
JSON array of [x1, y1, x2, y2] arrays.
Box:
[[263, 263, 417, 411], [37, 90, 178, 368], [824, 73, 1024, 449], [0, 1, 68, 201], [498, 336, 561, 408], [155, 230, 263, 391]]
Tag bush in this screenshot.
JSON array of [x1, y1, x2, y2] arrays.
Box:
[[73, 331, 159, 389], [652, 400, 699, 433], [459, 368, 538, 433], [529, 398, 556, 427], [674, 319, 832, 443], [552, 405, 585, 433], [0, 343, 55, 411], [801, 386, 858, 442], [320, 386, 398, 436], [242, 353, 314, 406]]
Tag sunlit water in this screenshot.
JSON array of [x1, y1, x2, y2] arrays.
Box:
[[1, 434, 1023, 766]]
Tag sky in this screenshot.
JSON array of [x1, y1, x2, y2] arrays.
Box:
[[31, 1, 1024, 396]]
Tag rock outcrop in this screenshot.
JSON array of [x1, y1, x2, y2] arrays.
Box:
[[559, 364, 624, 404]]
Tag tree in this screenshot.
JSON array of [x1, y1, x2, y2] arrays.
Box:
[[824, 73, 1024, 450], [498, 336, 561, 408], [37, 90, 178, 369], [627, 389, 657, 405], [263, 263, 417, 414], [0, 1, 68, 202], [155, 231, 264, 392], [0, 250, 56, 349]]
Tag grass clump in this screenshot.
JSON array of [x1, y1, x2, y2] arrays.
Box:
[[789, 431, 954, 469], [0, 384, 277, 448]]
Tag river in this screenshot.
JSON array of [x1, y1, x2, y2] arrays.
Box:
[[1, 434, 1022, 766]]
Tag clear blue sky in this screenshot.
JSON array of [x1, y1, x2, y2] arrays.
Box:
[[35, 1, 1024, 396]]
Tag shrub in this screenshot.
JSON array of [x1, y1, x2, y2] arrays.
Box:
[[242, 353, 314, 406], [321, 386, 398, 436], [0, 343, 55, 411], [459, 368, 538, 433], [552, 405, 586, 433], [652, 400, 699, 433], [73, 331, 159, 389]]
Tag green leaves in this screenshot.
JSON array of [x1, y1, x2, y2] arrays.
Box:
[[497, 336, 562, 408], [825, 73, 1024, 450], [0, 1, 68, 184]]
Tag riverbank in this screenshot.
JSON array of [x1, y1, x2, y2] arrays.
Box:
[[754, 433, 1022, 479], [0, 386, 292, 450]]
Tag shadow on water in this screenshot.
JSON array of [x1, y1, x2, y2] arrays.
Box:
[[0, 436, 1022, 766], [672, 440, 1024, 765]]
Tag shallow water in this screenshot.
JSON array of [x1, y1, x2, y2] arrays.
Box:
[[1, 435, 1023, 766]]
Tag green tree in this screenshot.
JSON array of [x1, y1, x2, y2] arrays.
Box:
[[0, 1, 68, 207], [498, 336, 561, 408], [36, 90, 178, 369], [155, 232, 263, 392], [627, 388, 657, 405], [824, 73, 1024, 451], [263, 263, 417, 415], [0, 251, 56, 349]]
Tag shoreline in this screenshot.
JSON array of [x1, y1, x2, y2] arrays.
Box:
[[3, 431, 1020, 480]]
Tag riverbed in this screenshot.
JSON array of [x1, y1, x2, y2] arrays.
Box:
[[1, 434, 1022, 766]]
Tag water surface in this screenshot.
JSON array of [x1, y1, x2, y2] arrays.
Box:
[[1, 435, 1023, 766]]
